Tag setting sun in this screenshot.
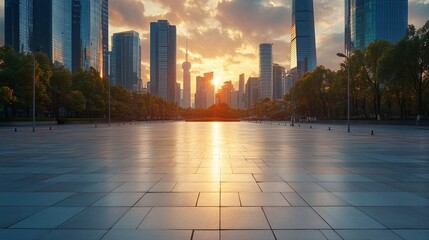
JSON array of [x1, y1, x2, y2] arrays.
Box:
[[212, 77, 221, 89]]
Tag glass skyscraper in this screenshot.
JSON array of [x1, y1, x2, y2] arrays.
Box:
[[259, 43, 273, 100], [33, 0, 72, 70], [290, 0, 317, 79], [273, 64, 286, 100], [111, 31, 141, 92], [5, 0, 33, 53], [345, 0, 408, 54], [150, 20, 177, 103], [72, 0, 108, 76]]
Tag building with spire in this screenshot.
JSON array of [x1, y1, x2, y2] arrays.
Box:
[[290, 0, 317, 81], [182, 40, 191, 108]]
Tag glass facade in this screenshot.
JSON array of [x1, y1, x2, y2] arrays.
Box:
[[273, 64, 286, 100], [150, 20, 177, 102], [111, 31, 141, 92], [345, 0, 408, 54], [259, 43, 273, 100], [290, 0, 317, 79], [102, 0, 109, 78], [72, 0, 106, 75], [5, 0, 33, 53]]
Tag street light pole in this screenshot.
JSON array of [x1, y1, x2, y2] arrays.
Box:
[[337, 53, 350, 133], [33, 52, 36, 132]]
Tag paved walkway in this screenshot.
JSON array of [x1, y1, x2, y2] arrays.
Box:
[[0, 122, 428, 240]]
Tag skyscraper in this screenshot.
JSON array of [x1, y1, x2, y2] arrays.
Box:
[[5, 0, 72, 69], [150, 20, 177, 103], [33, 0, 72, 70], [111, 31, 141, 92], [5, 0, 33, 53], [182, 41, 191, 108], [72, 0, 107, 75], [345, 0, 408, 55], [259, 43, 273, 100], [290, 0, 317, 79], [273, 64, 286, 100], [194, 72, 214, 109], [102, 0, 109, 78], [245, 77, 260, 108]]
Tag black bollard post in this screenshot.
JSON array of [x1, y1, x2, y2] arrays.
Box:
[[371, 130, 374, 135], [310, 125, 312, 129], [49, 126, 52, 130], [14, 128, 17, 132], [329, 127, 331, 131]]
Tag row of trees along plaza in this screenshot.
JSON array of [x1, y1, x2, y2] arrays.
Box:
[[0, 21, 428, 122]]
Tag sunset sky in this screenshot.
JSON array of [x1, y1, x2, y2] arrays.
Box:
[[0, 0, 428, 90]]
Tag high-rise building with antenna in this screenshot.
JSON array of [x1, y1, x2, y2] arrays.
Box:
[[182, 40, 191, 108]]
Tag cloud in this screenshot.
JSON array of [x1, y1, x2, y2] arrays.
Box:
[[316, 32, 344, 70], [109, 0, 146, 31], [216, 0, 291, 42], [408, 1, 429, 28]]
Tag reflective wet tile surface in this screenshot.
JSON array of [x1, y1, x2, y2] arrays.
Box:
[[0, 122, 428, 239]]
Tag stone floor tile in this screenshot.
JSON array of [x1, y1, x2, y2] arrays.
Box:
[[393, 230, 429, 240], [264, 207, 330, 229], [258, 182, 294, 192], [92, 193, 144, 207], [101, 230, 191, 240], [60, 207, 129, 229], [112, 207, 151, 229], [336, 230, 403, 240], [274, 230, 328, 240], [298, 192, 349, 206], [11, 207, 83, 228], [0, 207, 43, 228], [239, 192, 290, 206], [334, 192, 429, 206], [136, 192, 198, 207], [0, 229, 49, 240], [314, 207, 385, 229], [0, 192, 73, 206], [221, 207, 270, 229], [40, 230, 106, 240], [358, 207, 429, 228], [113, 182, 157, 192], [221, 182, 260, 192], [139, 207, 218, 229], [221, 230, 275, 240]]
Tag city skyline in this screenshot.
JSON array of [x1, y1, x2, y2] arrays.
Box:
[[1, 0, 428, 89]]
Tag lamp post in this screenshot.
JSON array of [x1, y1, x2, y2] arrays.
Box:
[[336, 52, 350, 133], [32, 52, 36, 132]]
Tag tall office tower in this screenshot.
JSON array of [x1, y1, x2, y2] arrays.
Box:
[[259, 43, 273, 100], [182, 42, 191, 108], [33, 0, 72, 70], [194, 72, 215, 109], [245, 77, 260, 108], [5, 0, 33, 53], [217, 81, 234, 106], [273, 64, 286, 100], [6, 0, 72, 69], [111, 31, 141, 92], [345, 0, 408, 55], [72, 0, 106, 75], [150, 20, 177, 102], [290, 0, 317, 80], [239, 73, 245, 109], [102, 0, 109, 78]]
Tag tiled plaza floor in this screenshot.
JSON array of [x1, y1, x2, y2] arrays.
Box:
[[0, 121, 428, 240]]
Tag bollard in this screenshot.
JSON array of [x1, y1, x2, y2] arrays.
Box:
[[298, 124, 300, 127], [49, 126, 52, 130], [310, 126, 312, 129], [14, 128, 17, 132], [329, 127, 331, 130], [371, 130, 374, 135]]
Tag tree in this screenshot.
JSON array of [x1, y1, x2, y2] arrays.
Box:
[[403, 21, 429, 117], [48, 65, 72, 119]]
